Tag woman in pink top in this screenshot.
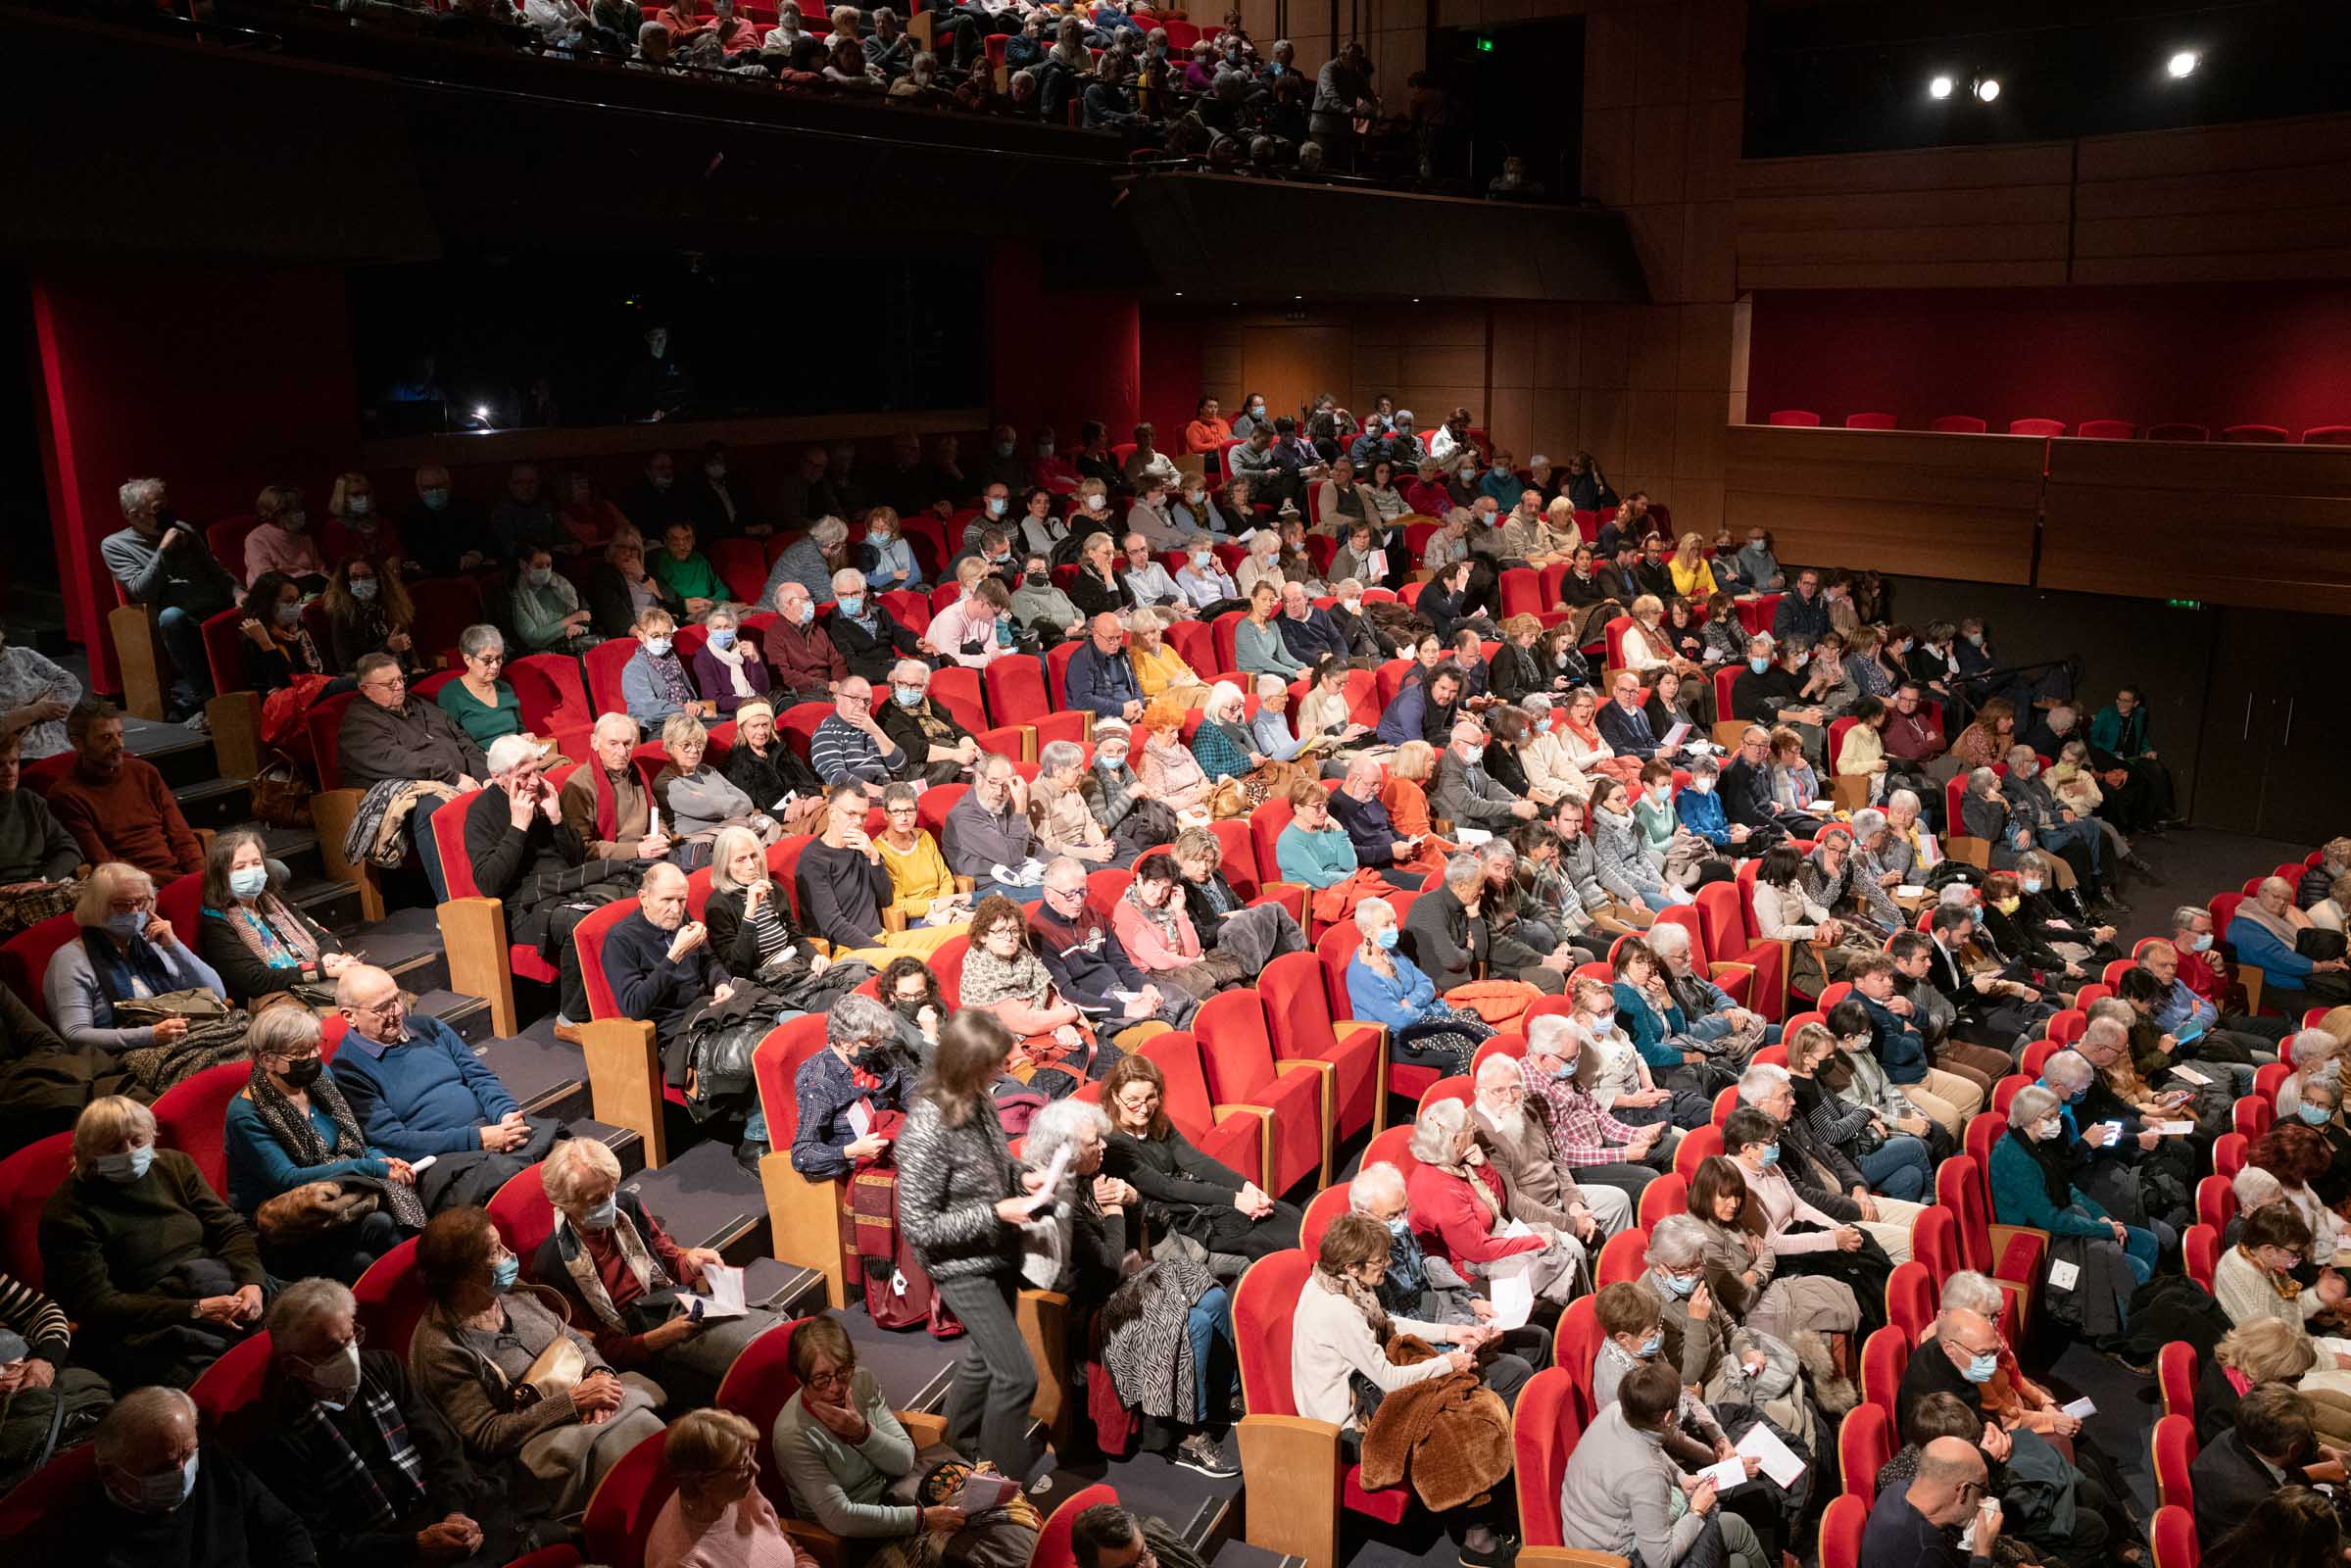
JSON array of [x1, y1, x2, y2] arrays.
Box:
[[243, 483, 327, 590], [645, 1409, 816, 1568], [1112, 852, 1249, 999]]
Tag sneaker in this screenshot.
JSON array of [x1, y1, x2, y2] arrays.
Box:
[[183, 710, 211, 735], [1457, 1541, 1517, 1566], [1171, 1431, 1240, 1477]]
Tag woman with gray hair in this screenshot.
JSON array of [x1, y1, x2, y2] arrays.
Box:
[[223, 1004, 421, 1281], [44, 861, 234, 1093], [1987, 1083, 2155, 1341], [1346, 893, 1495, 1077], [1405, 1098, 1589, 1310], [1017, 1098, 1126, 1294], [651, 710, 776, 864], [530, 1135, 786, 1408], [1032, 737, 1124, 866], [436, 623, 525, 747], [1640, 1213, 1826, 1469], [688, 602, 771, 716]]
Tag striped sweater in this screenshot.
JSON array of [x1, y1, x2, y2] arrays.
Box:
[[0, 1271, 68, 1364]]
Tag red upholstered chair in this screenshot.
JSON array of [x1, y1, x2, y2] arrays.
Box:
[[1195, 990, 1332, 1194], [1886, 1259, 1935, 1345], [981, 657, 1084, 756], [1139, 1031, 1263, 1183], [2235, 1097, 2273, 1139], [2151, 1505, 2199, 1568], [708, 538, 766, 604], [429, 772, 584, 1039], [572, 898, 686, 1168], [1859, 1325, 1906, 1424], [1673, 1125, 1723, 1182], [2007, 418, 2066, 437], [1601, 615, 1636, 670], [1031, 1484, 1123, 1568], [1470, 1034, 1524, 1078], [2019, 1038, 2056, 1077], [1164, 616, 1214, 677], [2213, 1132, 2246, 1179], [1937, 1152, 2043, 1332], [353, 1236, 430, 1357], [0, 1133, 70, 1286], [487, 1160, 558, 1269], [1930, 416, 1986, 434], [1696, 880, 1784, 1020], [1261, 951, 1387, 1140], [1299, 1184, 1352, 1255], [1373, 659, 1414, 710], [2254, 1059, 2290, 1102], [2184, 1224, 2219, 1292], [2304, 424, 2351, 445], [2158, 1340, 2196, 1421], [2077, 419, 2136, 440], [2047, 1008, 2086, 1047], [2153, 1414, 2197, 1512], [582, 1428, 675, 1568], [1819, 1494, 1866, 1568], [0, 1443, 96, 1540], [1766, 410, 1820, 426], [927, 665, 1025, 761], [510, 653, 595, 750], [1638, 1174, 1688, 1229], [1511, 1367, 1622, 1555], [152, 1060, 250, 1200], [1990, 1073, 2031, 1116], [583, 637, 640, 720], [2223, 424, 2288, 443], [1233, 1250, 1410, 1564], [188, 1327, 273, 1433], [713, 1315, 810, 1502], [1595, 1228, 1646, 1288], [748, 1017, 849, 1308], [1498, 568, 1542, 619], [2195, 1173, 2235, 1235], [1838, 1401, 1892, 1501], [1843, 413, 1896, 430]]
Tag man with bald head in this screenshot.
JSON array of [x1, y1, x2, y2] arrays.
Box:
[[75, 1385, 317, 1564], [1275, 579, 1358, 668], [330, 965, 553, 1181], [1066, 612, 1146, 722], [1434, 717, 1540, 831], [1862, 1434, 2000, 1568], [1895, 1304, 2007, 1432], [2236, 873, 2351, 1007], [603, 861, 737, 1066]]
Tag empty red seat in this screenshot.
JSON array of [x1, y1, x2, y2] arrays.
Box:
[[2077, 419, 2136, 440], [2303, 424, 2351, 445], [1766, 410, 1819, 426], [1843, 412, 1896, 429], [1195, 990, 1330, 1195], [1930, 415, 1987, 434], [2223, 423, 2289, 442], [2007, 417, 2065, 437], [1260, 950, 1385, 1141]]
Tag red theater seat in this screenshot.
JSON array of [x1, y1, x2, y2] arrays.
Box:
[[2007, 417, 2065, 437], [2223, 423, 2289, 443], [572, 899, 689, 1168], [2077, 419, 2136, 440], [1766, 410, 1819, 426], [1930, 415, 1987, 434], [1195, 989, 1332, 1194], [1843, 412, 1897, 429], [2304, 424, 2351, 445], [1260, 950, 1386, 1141], [750, 1016, 849, 1308]]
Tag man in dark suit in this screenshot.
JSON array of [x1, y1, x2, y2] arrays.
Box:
[[822, 569, 925, 683], [2189, 1384, 2332, 1549], [1595, 671, 1664, 760]]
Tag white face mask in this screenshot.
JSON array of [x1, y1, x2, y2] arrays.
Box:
[[301, 1341, 364, 1407]]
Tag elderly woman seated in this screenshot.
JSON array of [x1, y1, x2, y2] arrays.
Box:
[[770, 1314, 1042, 1567], [410, 1205, 665, 1521], [689, 602, 772, 716], [196, 826, 353, 1004], [651, 1409, 818, 1568], [1111, 851, 1249, 1002], [2236, 874, 2351, 1009], [2212, 1201, 2351, 1365], [1293, 1212, 1527, 1565], [529, 1137, 785, 1409], [253, 1276, 525, 1568], [1989, 1084, 2159, 1343], [2205, 1317, 2351, 1447], [703, 825, 864, 1025], [1346, 893, 1496, 1078], [1129, 607, 1210, 710], [224, 1006, 421, 1282], [1133, 702, 1217, 825], [723, 699, 827, 837], [621, 607, 715, 734], [44, 861, 234, 1094], [38, 1095, 266, 1387], [1032, 740, 1126, 867], [1639, 1215, 1824, 1463], [653, 711, 778, 865], [1406, 1098, 1592, 1319]]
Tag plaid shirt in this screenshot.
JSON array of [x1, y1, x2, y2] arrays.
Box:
[[1521, 858, 1593, 938], [1521, 1054, 1643, 1165]]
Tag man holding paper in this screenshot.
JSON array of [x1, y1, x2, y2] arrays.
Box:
[[1859, 1436, 2002, 1568], [1558, 1359, 1755, 1568]]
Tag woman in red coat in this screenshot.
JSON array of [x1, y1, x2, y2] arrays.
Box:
[[1402, 1097, 1591, 1320]]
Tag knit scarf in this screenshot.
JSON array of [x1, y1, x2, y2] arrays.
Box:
[[1311, 1261, 1393, 1342], [704, 638, 755, 699], [282, 1369, 426, 1531], [555, 1207, 671, 1333], [246, 1060, 428, 1229], [79, 929, 179, 1024], [2017, 1128, 2077, 1213], [2232, 899, 2304, 958], [220, 894, 323, 972], [1122, 878, 1186, 950]]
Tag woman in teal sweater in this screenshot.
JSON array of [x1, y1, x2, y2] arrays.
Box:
[[1989, 1083, 2159, 1339], [222, 1006, 423, 1282], [1609, 939, 1691, 1073], [1275, 781, 1361, 888]]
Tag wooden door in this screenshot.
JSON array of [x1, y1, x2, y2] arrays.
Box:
[[1240, 327, 1351, 429]]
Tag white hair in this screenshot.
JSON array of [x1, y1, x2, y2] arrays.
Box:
[[1647, 1213, 1708, 1269], [1850, 807, 1887, 837], [1348, 1160, 1407, 1213], [267, 1276, 358, 1353], [1645, 921, 1690, 958], [2008, 1083, 2059, 1129], [1738, 1062, 1790, 1104], [831, 567, 866, 597], [1938, 1270, 2002, 1319], [1039, 739, 1085, 773], [1969, 765, 1998, 793], [593, 711, 637, 743], [2040, 1049, 2092, 1091], [1206, 680, 1247, 718], [1525, 1013, 1575, 1063], [1254, 674, 1288, 700], [2291, 1029, 2339, 1068], [2234, 1165, 2284, 1209], [118, 476, 166, 517], [1475, 1054, 1519, 1092], [1406, 1098, 1472, 1164], [1887, 788, 1921, 812], [810, 516, 851, 549], [485, 733, 540, 775], [1354, 896, 1396, 931], [1024, 1096, 1110, 1173], [95, 1387, 197, 1468], [543, 1135, 623, 1206]]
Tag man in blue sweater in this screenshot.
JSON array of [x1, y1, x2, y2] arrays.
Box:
[[1274, 582, 1355, 668], [1064, 613, 1145, 722], [331, 966, 557, 1199]]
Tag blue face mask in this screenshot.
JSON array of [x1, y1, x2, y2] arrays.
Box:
[[710, 628, 736, 651], [1659, 1272, 1697, 1298], [1375, 926, 1399, 950], [1962, 1351, 1998, 1384], [2187, 933, 2212, 953], [107, 909, 146, 943], [93, 1144, 154, 1184], [350, 577, 379, 602], [1748, 657, 1769, 674], [994, 441, 1016, 458], [895, 686, 924, 709], [1757, 1144, 1780, 1167], [228, 866, 269, 900], [420, 487, 450, 511], [644, 637, 671, 659], [2302, 1104, 2333, 1126], [2020, 878, 2043, 895], [120, 1450, 200, 1513], [838, 596, 862, 618], [490, 1254, 519, 1293], [1638, 1331, 1663, 1358], [581, 1198, 619, 1228], [1192, 551, 1212, 568], [1384, 1214, 1409, 1239], [1097, 754, 1126, 771]]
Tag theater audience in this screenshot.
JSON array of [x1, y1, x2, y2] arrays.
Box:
[[591, 531, 685, 638], [1349, 891, 1496, 1076], [73, 1385, 315, 1566], [339, 653, 488, 900], [332, 962, 551, 1170], [49, 700, 205, 879], [195, 826, 349, 1003], [44, 860, 229, 1077]]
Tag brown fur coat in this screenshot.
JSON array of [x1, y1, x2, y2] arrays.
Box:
[[1354, 1335, 1515, 1512]]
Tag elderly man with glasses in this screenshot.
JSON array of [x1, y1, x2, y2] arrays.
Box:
[[337, 652, 488, 901], [810, 677, 908, 799]]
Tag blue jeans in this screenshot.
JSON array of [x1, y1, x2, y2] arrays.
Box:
[[411, 792, 455, 903], [1633, 887, 1672, 912], [967, 878, 1044, 905], [2041, 818, 2103, 873], [155, 604, 215, 711], [1857, 1134, 1933, 1201], [1188, 1285, 1236, 1419]]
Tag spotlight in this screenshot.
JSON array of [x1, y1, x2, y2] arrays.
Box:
[[2167, 50, 2198, 78], [1973, 74, 2000, 102], [1928, 74, 1953, 100], [474, 405, 492, 421]]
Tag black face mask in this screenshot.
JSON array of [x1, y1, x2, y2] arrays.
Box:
[[893, 997, 931, 1021], [280, 1056, 324, 1089], [1025, 571, 1050, 586]]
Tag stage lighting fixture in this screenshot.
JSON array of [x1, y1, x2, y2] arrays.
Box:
[[2167, 51, 2199, 78], [1929, 74, 1953, 99], [1973, 74, 2000, 102]]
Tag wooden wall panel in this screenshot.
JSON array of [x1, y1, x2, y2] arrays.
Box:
[[1723, 426, 2043, 584], [2040, 440, 2351, 614]]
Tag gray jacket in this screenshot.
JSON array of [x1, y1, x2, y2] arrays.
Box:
[[896, 1095, 1023, 1282], [100, 526, 236, 614], [1433, 749, 1521, 830]]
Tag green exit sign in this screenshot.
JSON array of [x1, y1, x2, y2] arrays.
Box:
[[2167, 598, 2202, 609], [1474, 35, 1494, 52]]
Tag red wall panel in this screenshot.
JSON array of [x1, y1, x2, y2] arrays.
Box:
[[985, 240, 1140, 441], [1745, 282, 2351, 437]]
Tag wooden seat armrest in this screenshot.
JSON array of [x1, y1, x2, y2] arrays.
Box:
[[881, 906, 908, 933], [759, 1153, 848, 1309], [1234, 1413, 1344, 1562], [1015, 1287, 1074, 1443], [897, 1410, 949, 1448], [437, 896, 518, 1038], [955, 875, 977, 894], [1211, 1102, 1279, 1192], [1273, 1058, 1338, 1188], [312, 787, 385, 922], [1707, 961, 1756, 985], [579, 1016, 669, 1168], [1515, 1550, 1633, 1568], [205, 691, 264, 780]]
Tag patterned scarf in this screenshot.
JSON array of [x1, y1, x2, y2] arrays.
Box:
[[644, 650, 695, 710], [1121, 877, 1186, 949], [247, 1059, 428, 1229], [220, 894, 323, 972], [1438, 1149, 1507, 1227], [1311, 1261, 1393, 1341], [281, 1368, 427, 1531], [2239, 1244, 2303, 1299], [555, 1206, 673, 1333]]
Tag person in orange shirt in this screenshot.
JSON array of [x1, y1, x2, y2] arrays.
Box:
[[655, 0, 711, 42], [1183, 394, 1232, 458]]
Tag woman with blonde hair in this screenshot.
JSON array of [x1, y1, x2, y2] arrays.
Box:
[[650, 1407, 819, 1568], [1379, 740, 1458, 857], [45, 861, 236, 1092], [326, 469, 403, 561], [1127, 606, 1210, 709], [652, 711, 776, 863], [1554, 685, 1644, 788], [1667, 532, 1718, 601], [2206, 1316, 2351, 1446], [1345, 896, 1494, 1076]]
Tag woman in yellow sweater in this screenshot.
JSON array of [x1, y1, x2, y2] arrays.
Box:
[[1128, 606, 1210, 709], [872, 781, 971, 937], [1667, 531, 1720, 601]]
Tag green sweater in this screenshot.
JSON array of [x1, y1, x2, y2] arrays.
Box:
[[771, 1366, 924, 1538], [650, 549, 725, 603], [1276, 821, 1359, 889], [37, 1147, 265, 1350]]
